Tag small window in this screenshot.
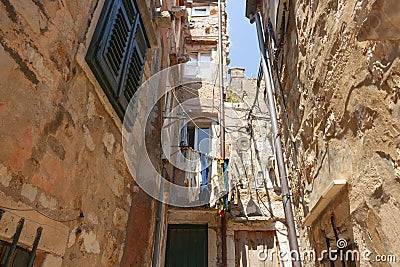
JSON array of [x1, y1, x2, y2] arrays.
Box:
[[86, 0, 150, 120], [191, 6, 210, 17], [184, 53, 198, 77], [199, 52, 211, 63], [187, 125, 211, 155], [197, 128, 210, 155], [184, 51, 212, 77]]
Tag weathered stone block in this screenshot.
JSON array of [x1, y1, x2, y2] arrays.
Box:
[[113, 208, 128, 231], [80, 230, 100, 254], [21, 183, 38, 202], [0, 164, 12, 187], [42, 254, 63, 267], [157, 11, 173, 28]]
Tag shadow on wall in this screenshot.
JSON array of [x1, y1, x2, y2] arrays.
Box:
[[357, 0, 400, 41], [309, 188, 357, 267]]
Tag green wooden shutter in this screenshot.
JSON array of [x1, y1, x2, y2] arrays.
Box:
[[117, 20, 148, 111], [86, 0, 149, 120]]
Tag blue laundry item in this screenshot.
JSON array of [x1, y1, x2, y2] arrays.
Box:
[[223, 159, 230, 211], [200, 154, 209, 187], [199, 154, 211, 204]]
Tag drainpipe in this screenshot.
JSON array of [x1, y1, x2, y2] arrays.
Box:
[[152, 163, 167, 267], [218, 0, 227, 266], [218, 0, 225, 159], [152, 89, 173, 267], [252, 12, 302, 267]]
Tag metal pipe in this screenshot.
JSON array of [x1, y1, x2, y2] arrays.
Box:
[[330, 215, 346, 267], [253, 12, 302, 267], [218, 0, 225, 158], [266, 17, 308, 215], [4, 217, 25, 267], [27, 226, 43, 267], [152, 164, 167, 267], [152, 88, 173, 267], [218, 0, 227, 265], [325, 237, 335, 267]]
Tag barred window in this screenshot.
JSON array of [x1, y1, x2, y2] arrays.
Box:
[[0, 240, 30, 267], [86, 0, 150, 120]]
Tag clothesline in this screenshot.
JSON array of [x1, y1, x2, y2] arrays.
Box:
[[182, 148, 228, 205], [180, 145, 225, 161]]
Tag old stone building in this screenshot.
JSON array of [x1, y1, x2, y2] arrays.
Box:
[[245, 0, 400, 266], [0, 0, 188, 265], [151, 1, 290, 266], [2, 0, 398, 266], [0, 0, 291, 266], [225, 68, 290, 266]]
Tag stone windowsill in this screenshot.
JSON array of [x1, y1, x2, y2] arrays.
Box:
[[303, 179, 347, 226]]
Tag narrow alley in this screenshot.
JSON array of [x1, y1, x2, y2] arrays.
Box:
[[0, 0, 399, 266]]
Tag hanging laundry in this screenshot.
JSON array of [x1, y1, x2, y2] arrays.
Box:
[[209, 159, 219, 206], [199, 154, 212, 204], [180, 118, 188, 147], [176, 119, 188, 167], [184, 149, 201, 202], [217, 159, 226, 196], [200, 154, 209, 186], [224, 159, 230, 211]]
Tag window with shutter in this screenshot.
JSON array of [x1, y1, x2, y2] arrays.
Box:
[[86, 0, 150, 120]]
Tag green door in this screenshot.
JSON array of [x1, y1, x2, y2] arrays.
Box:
[[165, 224, 208, 267]]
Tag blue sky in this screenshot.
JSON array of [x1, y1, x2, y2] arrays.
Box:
[[226, 0, 259, 77]]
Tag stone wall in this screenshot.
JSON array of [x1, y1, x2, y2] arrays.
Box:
[[225, 68, 291, 266], [226, 68, 282, 219], [0, 0, 169, 266], [276, 0, 400, 265]]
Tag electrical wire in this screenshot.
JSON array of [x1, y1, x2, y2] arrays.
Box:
[[268, 25, 309, 215], [172, 89, 207, 132], [0, 205, 81, 223], [171, 90, 221, 159], [179, 84, 266, 122], [247, 60, 262, 121], [172, 86, 246, 133], [248, 123, 277, 219], [0, 207, 80, 237]]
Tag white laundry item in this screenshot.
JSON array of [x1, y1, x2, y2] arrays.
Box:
[[185, 150, 201, 202], [209, 159, 219, 206]]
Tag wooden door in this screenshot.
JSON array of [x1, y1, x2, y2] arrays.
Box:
[[165, 224, 208, 267], [235, 231, 278, 267]]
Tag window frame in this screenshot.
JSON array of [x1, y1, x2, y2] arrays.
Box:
[[191, 6, 210, 17], [187, 124, 211, 155], [184, 51, 212, 77]]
